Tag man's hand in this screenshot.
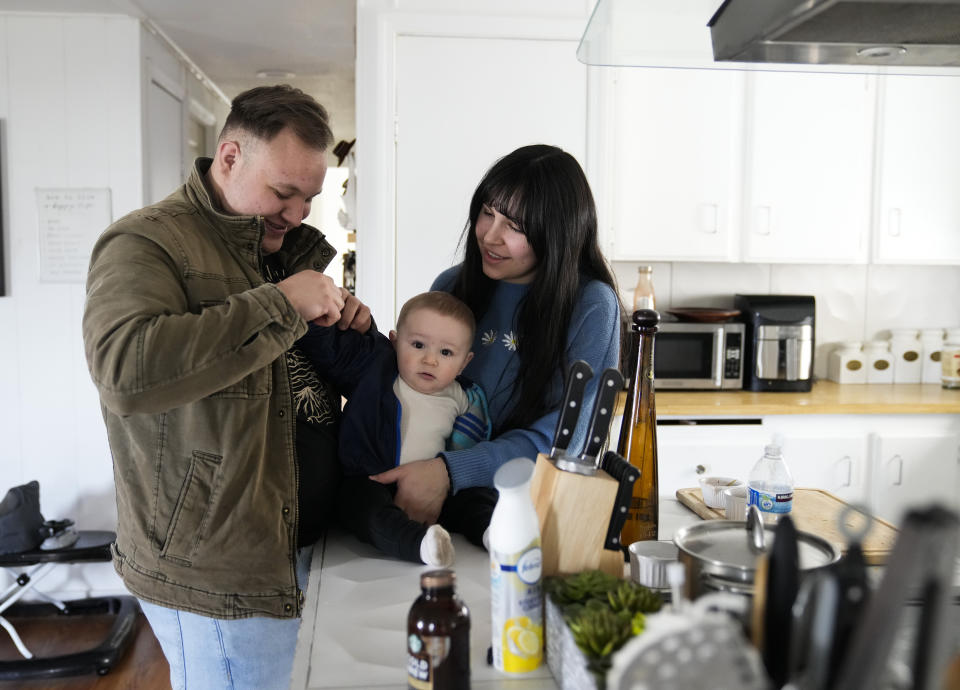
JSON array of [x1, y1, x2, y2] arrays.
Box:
[[337, 288, 372, 333], [276, 270, 345, 326], [370, 457, 450, 524]]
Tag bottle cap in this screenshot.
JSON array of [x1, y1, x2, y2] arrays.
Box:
[[421, 569, 455, 589], [764, 444, 781, 456], [638, 265, 652, 274], [493, 457, 535, 491]]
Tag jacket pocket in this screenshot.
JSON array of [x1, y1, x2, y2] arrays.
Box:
[[160, 450, 222, 565], [209, 366, 272, 399]]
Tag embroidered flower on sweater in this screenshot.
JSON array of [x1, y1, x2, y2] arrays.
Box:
[[482, 329, 498, 346], [502, 331, 518, 351]]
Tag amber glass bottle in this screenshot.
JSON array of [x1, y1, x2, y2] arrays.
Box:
[[407, 569, 471, 690], [617, 309, 660, 544]]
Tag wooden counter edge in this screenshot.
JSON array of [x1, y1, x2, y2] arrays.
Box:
[[616, 381, 960, 417]]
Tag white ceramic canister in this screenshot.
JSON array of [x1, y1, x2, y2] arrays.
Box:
[[864, 340, 894, 383], [920, 329, 946, 384], [942, 328, 960, 390], [889, 329, 922, 384], [828, 341, 866, 384]]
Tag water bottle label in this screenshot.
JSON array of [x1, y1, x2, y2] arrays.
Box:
[[490, 539, 543, 673], [748, 487, 793, 515]]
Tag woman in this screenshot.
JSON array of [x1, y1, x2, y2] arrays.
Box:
[[372, 144, 625, 524]]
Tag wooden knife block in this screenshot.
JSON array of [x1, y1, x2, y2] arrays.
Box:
[[529, 453, 625, 578]]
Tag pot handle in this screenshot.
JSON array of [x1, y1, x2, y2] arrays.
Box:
[[746, 504, 766, 553]]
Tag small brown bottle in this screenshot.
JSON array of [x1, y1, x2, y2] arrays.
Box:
[[407, 569, 470, 690], [617, 309, 660, 544]]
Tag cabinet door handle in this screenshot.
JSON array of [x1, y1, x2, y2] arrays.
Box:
[[754, 205, 772, 236], [699, 203, 719, 234], [887, 208, 902, 237], [695, 464, 706, 475], [837, 455, 852, 487], [888, 454, 903, 486]]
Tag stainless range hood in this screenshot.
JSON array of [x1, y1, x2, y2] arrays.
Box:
[[577, 0, 960, 73], [708, 0, 960, 67]]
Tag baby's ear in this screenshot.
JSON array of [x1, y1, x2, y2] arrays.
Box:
[[389, 330, 398, 347], [460, 351, 474, 371]]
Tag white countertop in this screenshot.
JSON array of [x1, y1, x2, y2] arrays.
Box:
[[290, 501, 699, 690]]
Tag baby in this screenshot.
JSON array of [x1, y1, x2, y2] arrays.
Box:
[[299, 291, 495, 566]]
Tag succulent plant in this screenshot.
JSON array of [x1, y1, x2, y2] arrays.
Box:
[[544, 569, 620, 606], [546, 570, 664, 687], [606, 580, 663, 615]]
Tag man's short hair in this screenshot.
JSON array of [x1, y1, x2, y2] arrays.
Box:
[[397, 292, 476, 342], [219, 84, 333, 151]]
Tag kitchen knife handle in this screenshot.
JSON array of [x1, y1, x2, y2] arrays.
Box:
[[578, 368, 625, 464], [550, 360, 593, 457], [601, 450, 639, 550]]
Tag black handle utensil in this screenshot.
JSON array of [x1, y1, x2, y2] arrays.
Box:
[[578, 368, 624, 468], [600, 450, 639, 551]]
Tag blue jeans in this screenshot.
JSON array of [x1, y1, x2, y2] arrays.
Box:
[[139, 546, 313, 690]]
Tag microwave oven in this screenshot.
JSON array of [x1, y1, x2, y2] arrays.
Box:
[[653, 322, 745, 390]]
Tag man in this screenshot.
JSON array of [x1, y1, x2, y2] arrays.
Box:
[[82, 85, 368, 689]]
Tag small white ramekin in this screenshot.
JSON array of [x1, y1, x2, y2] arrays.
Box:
[[723, 485, 749, 520], [698, 476, 744, 509]]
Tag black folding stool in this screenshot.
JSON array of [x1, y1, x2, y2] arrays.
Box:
[[0, 530, 138, 679]]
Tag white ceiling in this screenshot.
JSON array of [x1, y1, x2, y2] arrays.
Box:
[[0, 0, 357, 138]]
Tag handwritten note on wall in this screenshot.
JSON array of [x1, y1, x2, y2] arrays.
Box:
[[36, 188, 112, 283]]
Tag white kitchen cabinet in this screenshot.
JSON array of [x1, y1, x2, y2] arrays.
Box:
[[653, 415, 957, 526], [741, 71, 875, 264], [656, 422, 768, 498], [873, 74, 960, 265], [772, 433, 869, 505], [609, 67, 744, 262], [606, 69, 876, 265], [869, 431, 960, 526]]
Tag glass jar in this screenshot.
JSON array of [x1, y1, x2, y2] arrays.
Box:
[[633, 265, 655, 311], [942, 328, 960, 390], [889, 329, 922, 384], [828, 341, 866, 384], [863, 340, 893, 384]]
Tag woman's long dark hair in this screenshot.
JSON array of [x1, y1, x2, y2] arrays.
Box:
[[451, 145, 627, 433]]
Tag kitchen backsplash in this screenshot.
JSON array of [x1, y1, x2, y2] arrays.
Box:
[[611, 261, 960, 380]]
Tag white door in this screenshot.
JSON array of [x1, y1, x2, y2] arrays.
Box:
[[874, 74, 960, 265], [393, 35, 586, 325], [146, 79, 184, 204], [610, 67, 744, 262], [742, 71, 875, 264]]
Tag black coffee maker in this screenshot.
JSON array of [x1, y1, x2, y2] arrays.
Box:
[[735, 294, 815, 392]]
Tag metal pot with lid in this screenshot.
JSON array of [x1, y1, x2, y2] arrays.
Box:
[[674, 506, 840, 599]]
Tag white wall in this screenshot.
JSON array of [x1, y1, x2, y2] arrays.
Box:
[[0, 12, 157, 597]]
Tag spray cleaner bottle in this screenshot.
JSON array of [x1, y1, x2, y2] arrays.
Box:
[[489, 457, 542, 673]]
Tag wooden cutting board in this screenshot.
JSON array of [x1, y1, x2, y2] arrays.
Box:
[[676, 487, 899, 565]]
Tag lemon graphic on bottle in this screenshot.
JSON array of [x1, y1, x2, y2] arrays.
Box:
[[503, 615, 542, 668]]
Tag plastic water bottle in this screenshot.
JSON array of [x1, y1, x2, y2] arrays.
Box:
[[747, 443, 794, 524], [489, 458, 542, 673]]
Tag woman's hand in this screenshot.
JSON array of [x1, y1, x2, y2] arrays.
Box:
[[370, 457, 450, 524]]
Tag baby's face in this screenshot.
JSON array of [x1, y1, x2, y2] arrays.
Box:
[[390, 308, 474, 395]]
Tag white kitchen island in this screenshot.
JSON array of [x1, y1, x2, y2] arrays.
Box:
[[290, 502, 699, 690]]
